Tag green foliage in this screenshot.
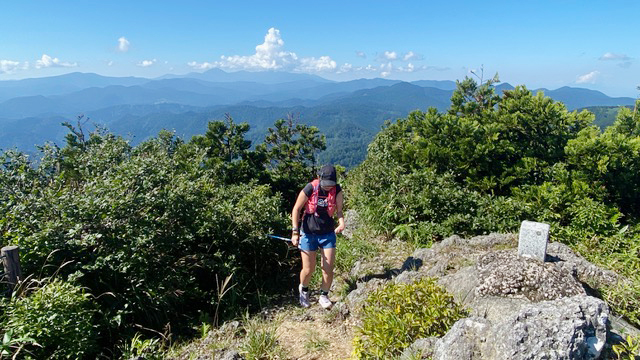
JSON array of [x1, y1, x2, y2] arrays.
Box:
[[303, 329, 330, 353], [0, 112, 327, 356], [118, 333, 164, 360], [257, 114, 327, 208], [580, 105, 633, 129], [190, 114, 266, 184], [348, 80, 640, 329], [239, 313, 287, 360], [612, 334, 640, 360], [565, 103, 640, 215], [0, 330, 38, 359], [449, 70, 501, 116], [2, 278, 98, 359], [352, 278, 466, 359]]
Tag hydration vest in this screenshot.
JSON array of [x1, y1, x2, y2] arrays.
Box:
[[305, 179, 337, 217]]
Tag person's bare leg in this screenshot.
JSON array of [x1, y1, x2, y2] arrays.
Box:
[[300, 250, 317, 286], [319, 247, 336, 292]]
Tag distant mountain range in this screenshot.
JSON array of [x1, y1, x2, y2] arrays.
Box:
[[0, 70, 636, 167]]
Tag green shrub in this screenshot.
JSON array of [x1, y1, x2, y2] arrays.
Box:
[[3, 279, 98, 359], [352, 278, 466, 359], [612, 334, 640, 360], [118, 333, 164, 360], [239, 313, 287, 360]]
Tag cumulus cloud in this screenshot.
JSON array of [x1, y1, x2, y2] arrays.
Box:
[[34, 54, 77, 69], [189, 28, 435, 79], [118, 37, 130, 52], [0, 59, 23, 74], [576, 71, 600, 84], [382, 51, 398, 61], [338, 63, 353, 73], [599, 52, 630, 61], [187, 61, 215, 70], [189, 28, 336, 73], [403, 51, 423, 61], [137, 59, 157, 67], [299, 56, 337, 72]]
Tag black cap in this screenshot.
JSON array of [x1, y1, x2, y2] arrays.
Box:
[[318, 165, 337, 187]]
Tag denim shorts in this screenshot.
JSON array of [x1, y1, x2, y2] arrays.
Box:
[[298, 231, 336, 251]]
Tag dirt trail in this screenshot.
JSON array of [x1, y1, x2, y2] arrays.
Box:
[[277, 304, 354, 360], [169, 235, 414, 359]]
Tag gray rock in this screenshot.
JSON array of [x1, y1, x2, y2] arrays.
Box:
[[214, 350, 244, 360], [434, 317, 490, 360], [437, 266, 479, 306], [400, 337, 439, 359], [342, 209, 360, 239], [475, 250, 585, 301], [346, 277, 387, 313], [434, 295, 609, 360], [546, 242, 620, 288], [489, 295, 609, 359]]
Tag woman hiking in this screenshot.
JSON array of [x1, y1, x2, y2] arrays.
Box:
[[291, 164, 345, 308]]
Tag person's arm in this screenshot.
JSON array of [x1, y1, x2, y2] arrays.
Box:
[[291, 190, 309, 246], [334, 191, 345, 234]]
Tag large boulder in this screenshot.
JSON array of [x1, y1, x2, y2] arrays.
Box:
[[433, 295, 609, 360]]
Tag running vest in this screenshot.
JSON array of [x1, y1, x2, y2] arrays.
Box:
[[305, 179, 337, 217]]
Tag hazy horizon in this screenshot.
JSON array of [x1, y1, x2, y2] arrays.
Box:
[[1, 1, 639, 97]]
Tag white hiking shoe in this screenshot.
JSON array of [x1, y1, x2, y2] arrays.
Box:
[[318, 294, 332, 309], [299, 284, 310, 308]]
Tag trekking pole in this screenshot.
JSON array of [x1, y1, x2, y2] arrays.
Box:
[[267, 234, 292, 242]]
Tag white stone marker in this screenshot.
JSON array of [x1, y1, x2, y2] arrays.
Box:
[[518, 220, 550, 262]]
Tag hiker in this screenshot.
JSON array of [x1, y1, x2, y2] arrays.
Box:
[[291, 164, 345, 308]]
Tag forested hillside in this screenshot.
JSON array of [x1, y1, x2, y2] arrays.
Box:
[[1, 71, 636, 169]]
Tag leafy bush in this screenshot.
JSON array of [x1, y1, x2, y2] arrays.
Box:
[[0, 115, 327, 354], [2, 279, 98, 359], [352, 278, 466, 359], [612, 334, 640, 360], [347, 82, 640, 331]]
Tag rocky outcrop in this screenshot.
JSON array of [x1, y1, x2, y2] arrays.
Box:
[[344, 232, 635, 359], [433, 295, 608, 360], [475, 249, 585, 301]]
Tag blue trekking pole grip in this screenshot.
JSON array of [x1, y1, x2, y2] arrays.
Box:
[[267, 234, 292, 242]]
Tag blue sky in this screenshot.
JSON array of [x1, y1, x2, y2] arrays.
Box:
[[1, 0, 638, 97]]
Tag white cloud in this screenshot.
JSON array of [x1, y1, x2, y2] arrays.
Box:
[[0, 59, 22, 74], [34, 54, 77, 69], [137, 59, 157, 67], [398, 63, 416, 72], [383, 51, 397, 61], [118, 37, 130, 52], [338, 63, 353, 73], [355, 51, 366, 58], [599, 52, 630, 61], [299, 56, 337, 72], [107, 60, 114, 66], [403, 51, 423, 61], [187, 61, 215, 70], [576, 71, 600, 84], [189, 28, 336, 74]]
